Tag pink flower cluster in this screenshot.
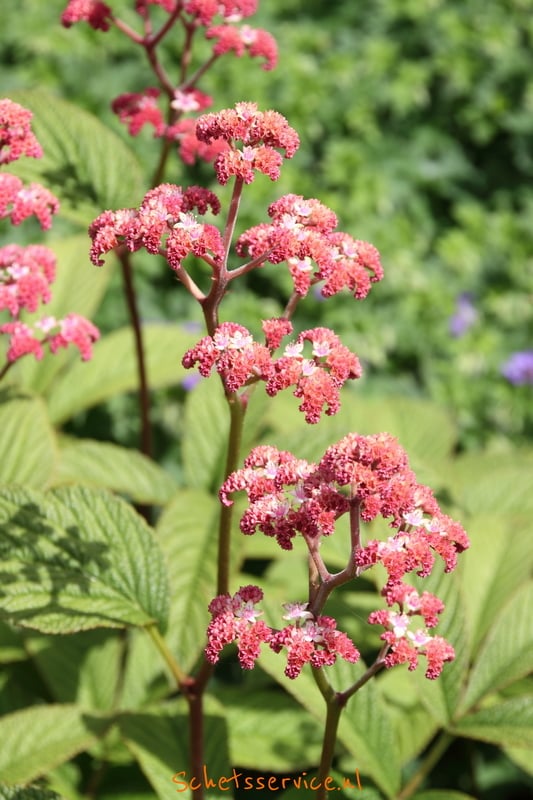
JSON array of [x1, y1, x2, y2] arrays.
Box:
[[0, 99, 43, 164], [237, 194, 383, 299], [0, 315, 100, 363], [0, 173, 60, 230], [89, 183, 223, 269], [196, 102, 299, 184], [368, 583, 456, 680], [0, 99, 99, 368], [205, 586, 359, 678], [219, 435, 469, 678], [0, 245, 56, 317], [182, 319, 361, 422]]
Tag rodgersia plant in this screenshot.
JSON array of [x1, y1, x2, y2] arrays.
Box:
[[0, 4, 485, 800]]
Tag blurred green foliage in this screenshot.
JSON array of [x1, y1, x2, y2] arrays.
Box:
[[2, 0, 532, 449]]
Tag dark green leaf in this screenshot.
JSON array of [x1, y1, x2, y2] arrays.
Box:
[[0, 485, 169, 633]]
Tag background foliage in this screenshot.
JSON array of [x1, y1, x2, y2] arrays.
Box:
[[1, 1, 532, 798]]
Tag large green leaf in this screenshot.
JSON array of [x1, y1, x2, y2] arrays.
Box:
[[156, 489, 221, 672], [452, 696, 533, 749], [12, 235, 113, 395], [0, 786, 63, 800], [376, 668, 438, 766], [411, 570, 470, 727], [0, 485, 169, 633], [258, 650, 400, 799], [118, 701, 231, 800], [181, 378, 229, 492], [447, 451, 533, 516], [24, 630, 123, 709], [51, 438, 178, 505], [46, 324, 197, 424], [259, 391, 454, 499], [7, 90, 144, 225], [214, 687, 322, 772], [458, 513, 533, 652], [458, 581, 533, 714], [0, 393, 56, 488], [0, 704, 108, 785]]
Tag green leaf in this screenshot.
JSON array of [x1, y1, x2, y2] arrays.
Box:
[[7, 90, 144, 225], [0, 622, 25, 664], [411, 570, 470, 726], [0, 393, 57, 489], [214, 688, 322, 772], [377, 668, 438, 766], [0, 485, 169, 633], [46, 324, 197, 424], [12, 235, 113, 395], [453, 696, 533, 749], [155, 489, 220, 672], [0, 786, 63, 800], [259, 391, 454, 503], [0, 704, 108, 785], [24, 630, 122, 709], [447, 452, 533, 516], [459, 581, 533, 714], [182, 378, 229, 492], [118, 701, 231, 800], [258, 651, 400, 799], [458, 513, 533, 652], [51, 438, 178, 506], [503, 745, 533, 778]]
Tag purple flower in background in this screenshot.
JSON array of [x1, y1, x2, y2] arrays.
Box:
[[501, 351, 533, 386], [181, 372, 203, 391], [449, 293, 477, 337]]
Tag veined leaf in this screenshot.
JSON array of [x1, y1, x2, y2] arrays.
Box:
[[452, 696, 533, 749], [0, 704, 108, 785], [46, 324, 197, 424], [156, 489, 220, 673], [24, 629, 123, 709], [411, 570, 470, 727], [258, 650, 400, 799], [447, 451, 533, 515], [7, 90, 144, 225], [0, 485, 168, 634], [51, 438, 178, 505], [458, 581, 533, 714], [182, 378, 229, 492], [0, 393, 57, 489], [214, 687, 322, 772], [458, 513, 532, 653], [118, 701, 231, 800]]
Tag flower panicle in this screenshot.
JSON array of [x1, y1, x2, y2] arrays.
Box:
[[182, 319, 362, 424], [0, 314, 100, 364], [205, 586, 359, 678]]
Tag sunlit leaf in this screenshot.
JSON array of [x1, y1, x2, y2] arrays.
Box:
[[0, 704, 108, 785], [0, 485, 168, 633]]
